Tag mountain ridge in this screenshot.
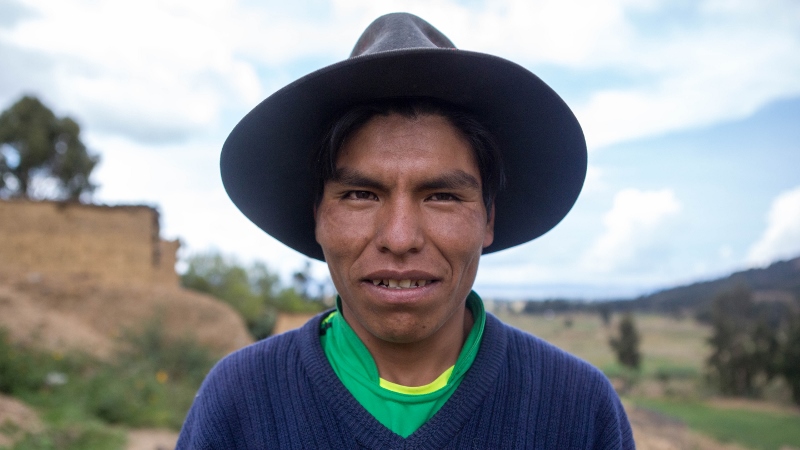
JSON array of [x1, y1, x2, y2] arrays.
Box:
[[606, 255, 800, 316]]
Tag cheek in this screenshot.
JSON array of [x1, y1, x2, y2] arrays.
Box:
[[425, 208, 488, 258], [315, 203, 371, 259]]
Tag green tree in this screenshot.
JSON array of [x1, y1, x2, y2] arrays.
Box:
[[705, 285, 780, 397], [181, 253, 278, 340], [0, 95, 99, 201], [781, 313, 800, 405], [609, 313, 641, 370]]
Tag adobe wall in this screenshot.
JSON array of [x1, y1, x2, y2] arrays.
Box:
[[0, 200, 178, 285]]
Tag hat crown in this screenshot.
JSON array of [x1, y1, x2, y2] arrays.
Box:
[[350, 13, 456, 58]]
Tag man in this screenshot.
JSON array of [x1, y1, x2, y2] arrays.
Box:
[[178, 13, 635, 449]]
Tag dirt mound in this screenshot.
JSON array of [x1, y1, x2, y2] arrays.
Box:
[[0, 271, 252, 358]]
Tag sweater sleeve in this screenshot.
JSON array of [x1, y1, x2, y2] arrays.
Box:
[[176, 335, 285, 450], [595, 384, 636, 450], [175, 392, 209, 450], [176, 353, 244, 450]]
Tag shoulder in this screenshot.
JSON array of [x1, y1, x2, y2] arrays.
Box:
[[176, 312, 329, 449], [485, 314, 635, 448], [198, 310, 329, 399], [488, 312, 608, 384]]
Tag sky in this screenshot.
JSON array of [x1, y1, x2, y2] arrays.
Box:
[[1, 0, 799, 300]]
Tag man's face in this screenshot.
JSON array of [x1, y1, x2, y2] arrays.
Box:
[[315, 113, 494, 346]]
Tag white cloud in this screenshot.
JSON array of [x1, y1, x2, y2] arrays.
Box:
[[1, 0, 267, 143], [576, 14, 800, 150], [581, 188, 681, 272], [746, 186, 800, 266]]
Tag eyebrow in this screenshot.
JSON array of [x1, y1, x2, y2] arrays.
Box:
[[331, 167, 480, 192]]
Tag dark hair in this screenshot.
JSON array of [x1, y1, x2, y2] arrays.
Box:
[[312, 98, 506, 215]]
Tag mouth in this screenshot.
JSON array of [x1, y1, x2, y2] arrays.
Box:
[[369, 279, 433, 289]]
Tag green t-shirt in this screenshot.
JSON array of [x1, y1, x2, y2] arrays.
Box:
[[319, 291, 485, 438]]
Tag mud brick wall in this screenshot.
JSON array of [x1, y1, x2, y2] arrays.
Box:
[[0, 200, 179, 285]]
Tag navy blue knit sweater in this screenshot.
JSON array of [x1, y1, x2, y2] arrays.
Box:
[[177, 312, 635, 449]]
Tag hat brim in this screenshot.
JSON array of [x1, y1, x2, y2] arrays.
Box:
[[221, 48, 587, 261]]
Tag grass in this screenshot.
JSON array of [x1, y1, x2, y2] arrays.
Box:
[[0, 319, 219, 449], [634, 397, 800, 450], [494, 311, 711, 377], [5, 423, 126, 450]]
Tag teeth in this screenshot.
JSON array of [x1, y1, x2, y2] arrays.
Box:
[[369, 279, 431, 289]]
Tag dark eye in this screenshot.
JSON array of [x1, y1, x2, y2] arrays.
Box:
[[427, 193, 457, 201], [345, 190, 378, 201]]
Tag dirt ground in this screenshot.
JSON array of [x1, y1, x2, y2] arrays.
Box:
[[125, 428, 179, 450]]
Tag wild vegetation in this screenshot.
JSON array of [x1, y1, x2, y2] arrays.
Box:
[[181, 252, 328, 339], [0, 318, 218, 449]]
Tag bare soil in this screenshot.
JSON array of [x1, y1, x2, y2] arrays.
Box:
[[0, 271, 252, 359], [125, 428, 179, 450]]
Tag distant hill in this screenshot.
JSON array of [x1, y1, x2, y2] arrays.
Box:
[[606, 256, 800, 319]]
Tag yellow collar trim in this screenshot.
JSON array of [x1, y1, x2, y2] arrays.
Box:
[[378, 366, 454, 395]]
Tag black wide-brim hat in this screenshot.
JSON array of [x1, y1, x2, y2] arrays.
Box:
[[221, 13, 586, 261]]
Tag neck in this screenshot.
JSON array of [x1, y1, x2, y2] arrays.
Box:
[[348, 305, 474, 387]]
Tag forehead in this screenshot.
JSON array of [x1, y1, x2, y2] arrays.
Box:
[[336, 113, 478, 172]]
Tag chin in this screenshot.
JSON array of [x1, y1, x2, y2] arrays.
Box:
[[368, 312, 444, 344]]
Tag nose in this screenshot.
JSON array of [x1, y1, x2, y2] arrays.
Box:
[[375, 197, 424, 255]]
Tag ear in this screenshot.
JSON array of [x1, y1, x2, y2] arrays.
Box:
[[483, 203, 495, 248]]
